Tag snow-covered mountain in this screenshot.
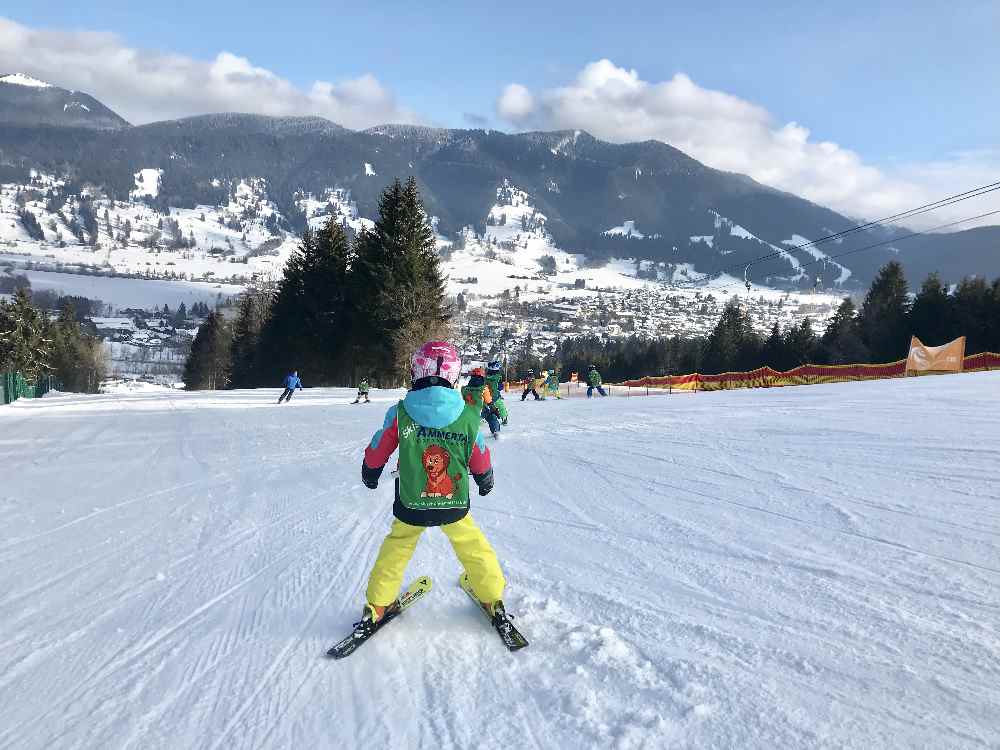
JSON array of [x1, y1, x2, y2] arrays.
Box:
[[0, 74, 130, 130], [2, 77, 998, 296]]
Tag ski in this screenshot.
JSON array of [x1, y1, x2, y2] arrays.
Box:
[[458, 573, 529, 652], [326, 575, 433, 659]]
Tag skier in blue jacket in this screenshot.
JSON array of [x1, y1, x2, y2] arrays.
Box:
[[278, 371, 303, 403]]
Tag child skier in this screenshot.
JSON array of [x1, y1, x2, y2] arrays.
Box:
[[484, 359, 509, 426], [534, 370, 549, 400], [357, 341, 507, 631], [587, 364, 607, 397], [544, 368, 563, 399], [520, 369, 541, 401], [278, 370, 302, 403], [463, 367, 502, 439], [352, 378, 371, 404]]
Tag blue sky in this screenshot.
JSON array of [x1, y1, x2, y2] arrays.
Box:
[[2, 1, 998, 220]]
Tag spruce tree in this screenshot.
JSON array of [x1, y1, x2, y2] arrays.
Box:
[[858, 261, 910, 362], [352, 177, 450, 384], [783, 318, 817, 367], [183, 311, 231, 390], [0, 288, 52, 381], [952, 277, 993, 355], [229, 276, 276, 388], [762, 322, 786, 369], [50, 303, 106, 393], [819, 298, 868, 364], [909, 273, 955, 346], [702, 299, 759, 374], [257, 219, 352, 385]]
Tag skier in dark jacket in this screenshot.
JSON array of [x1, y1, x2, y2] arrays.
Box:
[[278, 371, 303, 403]]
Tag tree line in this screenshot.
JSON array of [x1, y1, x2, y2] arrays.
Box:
[[520, 261, 1000, 381], [0, 288, 107, 393], [183, 177, 450, 391]]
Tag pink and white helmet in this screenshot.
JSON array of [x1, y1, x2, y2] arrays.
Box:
[[411, 341, 462, 385]]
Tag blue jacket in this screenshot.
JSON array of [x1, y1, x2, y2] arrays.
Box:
[[284, 374, 302, 389]]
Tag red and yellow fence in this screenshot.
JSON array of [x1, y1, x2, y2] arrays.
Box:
[[619, 352, 1000, 393]]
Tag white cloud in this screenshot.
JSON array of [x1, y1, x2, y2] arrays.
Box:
[[0, 17, 418, 129], [496, 59, 999, 227], [496, 84, 535, 123]]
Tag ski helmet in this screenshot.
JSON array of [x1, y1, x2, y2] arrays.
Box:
[[471, 366, 486, 377], [487, 359, 502, 372], [411, 341, 462, 385]]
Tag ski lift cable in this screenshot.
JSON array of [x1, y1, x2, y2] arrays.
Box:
[[716, 208, 1000, 294], [675, 180, 1000, 289], [741, 184, 1000, 276]]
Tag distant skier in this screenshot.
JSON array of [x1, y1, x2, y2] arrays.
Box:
[[357, 341, 507, 631], [533, 370, 549, 400], [484, 360, 509, 426], [520, 369, 541, 401], [544, 368, 563, 400], [463, 367, 502, 438], [352, 378, 371, 404], [278, 370, 303, 403], [587, 365, 607, 398]]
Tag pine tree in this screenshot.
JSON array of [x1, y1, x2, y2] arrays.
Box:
[[257, 219, 352, 385], [50, 303, 106, 393], [351, 177, 450, 384], [183, 311, 231, 390], [762, 322, 785, 369], [909, 272, 955, 346], [702, 299, 760, 374], [229, 277, 276, 388], [858, 261, 910, 362], [173, 302, 188, 328], [818, 298, 868, 364], [952, 277, 993, 355], [18, 209, 45, 241], [0, 288, 52, 381], [783, 318, 817, 367]]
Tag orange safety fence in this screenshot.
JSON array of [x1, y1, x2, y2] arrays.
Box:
[[616, 352, 1000, 393]]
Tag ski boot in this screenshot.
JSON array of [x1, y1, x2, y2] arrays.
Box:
[[353, 601, 399, 637]]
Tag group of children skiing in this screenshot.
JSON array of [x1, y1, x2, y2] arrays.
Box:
[[278, 347, 608, 656], [521, 364, 607, 400]]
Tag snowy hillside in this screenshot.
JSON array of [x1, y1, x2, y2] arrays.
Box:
[[2, 374, 998, 749]]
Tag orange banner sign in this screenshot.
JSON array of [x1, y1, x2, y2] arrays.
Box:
[[905, 336, 966, 374]]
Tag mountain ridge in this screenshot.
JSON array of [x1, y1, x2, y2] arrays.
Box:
[[1, 79, 997, 288]]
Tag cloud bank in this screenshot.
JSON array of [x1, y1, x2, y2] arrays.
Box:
[[496, 59, 999, 226], [0, 17, 418, 129]]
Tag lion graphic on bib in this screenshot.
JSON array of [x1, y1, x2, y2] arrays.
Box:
[[421, 445, 462, 499]]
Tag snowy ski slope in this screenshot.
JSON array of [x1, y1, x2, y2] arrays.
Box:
[[1, 374, 999, 749]]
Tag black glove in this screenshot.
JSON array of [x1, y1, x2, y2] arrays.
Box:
[[472, 468, 494, 496], [361, 461, 383, 490]]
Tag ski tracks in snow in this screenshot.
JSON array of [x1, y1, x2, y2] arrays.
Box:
[[2, 380, 1000, 748]]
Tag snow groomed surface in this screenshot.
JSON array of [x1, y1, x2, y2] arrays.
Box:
[[1, 374, 999, 749]]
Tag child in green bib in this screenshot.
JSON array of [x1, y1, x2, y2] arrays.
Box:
[[359, 341, 507, 626]]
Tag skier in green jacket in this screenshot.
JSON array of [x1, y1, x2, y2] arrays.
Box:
[[352, 378, 371, 404], [484, 360, 509, 425], [587, 365, 607, 398]]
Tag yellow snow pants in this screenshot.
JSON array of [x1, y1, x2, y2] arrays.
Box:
[[365, 515, 505, 607]]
